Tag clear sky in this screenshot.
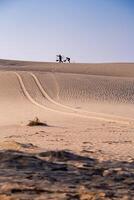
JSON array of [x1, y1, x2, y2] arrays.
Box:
[[0, 0, 134, 63]]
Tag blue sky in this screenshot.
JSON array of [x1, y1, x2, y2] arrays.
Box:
[[0, 0, 134, 63]]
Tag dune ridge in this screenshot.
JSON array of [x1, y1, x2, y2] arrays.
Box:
[[0, 59, 134, 77]]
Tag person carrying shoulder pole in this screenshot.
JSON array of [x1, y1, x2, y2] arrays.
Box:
[[56, 54, 63, 63]]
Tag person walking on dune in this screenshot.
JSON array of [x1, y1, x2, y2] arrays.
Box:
[[56, 54, 63, 63]]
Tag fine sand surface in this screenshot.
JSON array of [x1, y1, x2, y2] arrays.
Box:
[[0, 60, 134, 199]]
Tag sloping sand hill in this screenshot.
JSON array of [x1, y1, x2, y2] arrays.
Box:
[[0, 60, 134, 123], [0, 60, 134, 199]]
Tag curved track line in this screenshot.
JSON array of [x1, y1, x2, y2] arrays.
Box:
[[15, 72, 112, 121], [30, 72, 78, 113], [30, 72, 133, 124], [15, 71, 127, 123], [14, 72, 57, 112]]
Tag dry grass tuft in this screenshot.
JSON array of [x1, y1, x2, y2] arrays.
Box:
[[27, 117, 48, 127]]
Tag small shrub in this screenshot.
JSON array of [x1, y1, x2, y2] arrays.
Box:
[[27, 117, 48, 127]]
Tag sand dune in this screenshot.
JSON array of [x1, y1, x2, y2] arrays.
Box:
[[0, 60, 134, 156], [0, 60, 134, 123], [37, 72, 134, 109], [1, 60, 134, 199], [1, 59, 134, 77]]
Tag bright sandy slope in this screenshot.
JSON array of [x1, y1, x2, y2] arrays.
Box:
[[0, 60, 134, 161]]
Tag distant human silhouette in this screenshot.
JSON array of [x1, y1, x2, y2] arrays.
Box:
[[56, 54, 63, 63], [56, 55, 71, 63]]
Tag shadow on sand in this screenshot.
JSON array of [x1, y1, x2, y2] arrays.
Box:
[[0, 149, 134, 199]]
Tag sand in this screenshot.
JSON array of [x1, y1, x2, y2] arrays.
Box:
[[0, 60, 134, 199]]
